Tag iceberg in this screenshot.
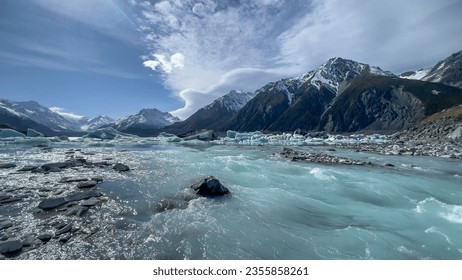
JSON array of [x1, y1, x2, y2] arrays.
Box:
[[0, 129, 26, 138]]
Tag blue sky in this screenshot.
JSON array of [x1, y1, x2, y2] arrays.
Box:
[[1, 0, 462, 120]]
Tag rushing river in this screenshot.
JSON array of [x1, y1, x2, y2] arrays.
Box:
[[1, 141, 462, 259]]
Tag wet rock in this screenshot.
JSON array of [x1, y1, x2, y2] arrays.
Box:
[[80, 197, 102, 207], [37, 232, 53, 242], [60, 177, 88, 183], [190, 176, 230, 196], [59, 233, 72, 243], [0, 220, 13, 230], [0, 163, 16, 169], [64, 205, 89, 217], [18, 165, 39, 172], [0, 196, 23, 204], [38, 190, 103, 210], [55, 224, 72, 235], [156, 199, 176, 212], [91, 177, 103, 183], [385, 163, 395, 167], [21, 235, 37, 247], [0, 192, 11, 201], [0, 239, 23, 255], [76, 180, 97, 189], [113, 163, 130, 172]]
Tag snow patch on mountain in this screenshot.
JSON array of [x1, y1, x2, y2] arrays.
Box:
[[204, 90, 257, 112], [400, 69, 431, 80], [111, 108, 180, 131]]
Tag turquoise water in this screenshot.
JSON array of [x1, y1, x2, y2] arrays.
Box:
[[2, 143, 462, 259]]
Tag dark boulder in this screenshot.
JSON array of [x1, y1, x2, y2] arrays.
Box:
[[37, 232, 53, 242], [76, 180, 97, 189], [113, 163, 130, 172], [38, 190, 103, 210], [190, 176, 230, 196], [0, 163, 16, 169], [0, 220, 13, 230], [0, 240, 23, 255], [55, 224, 72, 235]]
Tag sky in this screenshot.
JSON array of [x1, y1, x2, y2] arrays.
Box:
[[1, 0, 462, 120]]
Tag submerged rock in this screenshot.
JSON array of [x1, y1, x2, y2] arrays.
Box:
[[190, 176, 230, 196]]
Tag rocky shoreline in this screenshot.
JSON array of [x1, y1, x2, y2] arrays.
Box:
[[0, 147, 135, 259]]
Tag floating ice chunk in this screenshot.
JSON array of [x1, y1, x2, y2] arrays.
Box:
[[227, 130, 238, 139], [26, 128, 44, 137], [84, 127, 135, 140], [0, 128, 26, 138]]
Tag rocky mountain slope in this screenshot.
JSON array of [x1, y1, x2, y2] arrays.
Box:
[[400, 50, 462, 89], [165, 90, 255, 134], [224, 57, 462, 133], [104, 108, 179, 136]]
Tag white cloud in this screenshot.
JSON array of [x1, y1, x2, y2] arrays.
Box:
[[143, 60, 160, 70], [143, 53, 185, 73], [136, 0, 462, 119], [49, 107, 86, 121]]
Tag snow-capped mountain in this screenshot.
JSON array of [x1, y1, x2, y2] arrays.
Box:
[[400, 50, 462, 88], [227, 57, 401, 132], [0, 98, 115, 135], [104, 108, 180, 136], [165, 90, 256, 134], [203, 90, 257, 112], [80, 115, 114, 131], [206, 56, 462, 133], [0, 99, 84, 132], [0, 98, 56, 135]]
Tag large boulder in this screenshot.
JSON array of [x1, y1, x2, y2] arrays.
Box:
[[190, 176, 230, 196], [0, 240, 23, 255]]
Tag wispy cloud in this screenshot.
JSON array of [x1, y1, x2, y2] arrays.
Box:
[[135, 0, 462, 119], [49, 107, 86, 121], [1, 0, 145, 79]]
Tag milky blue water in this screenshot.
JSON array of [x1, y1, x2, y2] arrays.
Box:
[[2, 142, 462, 259]]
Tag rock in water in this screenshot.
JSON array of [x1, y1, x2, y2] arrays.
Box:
[[76, 180, 97, 189], [38, 191, 103, 210], [0, 163, 16, 169], [0, 220, 13, 230], [113, 163, 130, 172], [0, 240, 23, 255], [190, 176, 230, 196]]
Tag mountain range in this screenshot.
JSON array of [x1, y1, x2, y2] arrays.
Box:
[[166, 50, 462, 134], [1, 49, 461, 136]]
